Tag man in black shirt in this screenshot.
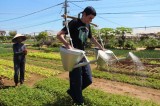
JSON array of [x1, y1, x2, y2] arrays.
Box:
[[57, 6, 104, 105]]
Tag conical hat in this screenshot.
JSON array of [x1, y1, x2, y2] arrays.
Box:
[[12, 34, 27, 43]]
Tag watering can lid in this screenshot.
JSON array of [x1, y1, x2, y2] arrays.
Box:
[[60, 46, 85, 55]]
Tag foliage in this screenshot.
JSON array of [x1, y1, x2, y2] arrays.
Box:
[[0, 43, 12, 48], [92, 69, 160, 89], [124, 40, 137, 50], [0, 44, 160, 105], [0, 59, 60, 79], [0, 77, 158, 106], [133, 50, 160, 58], [9, 31, 17, 37], [26, 57, 64, 71], [0, 36, 6, 42], [100, 28, 116, 48], [90, 26, 97, 37], [115, 27, 132, 35], [50, 42, 62, 48], [27, 46, 60, 52], [144, 37, 159, 50], [0, 36, 13, 43], [110, 49, 131, 57], [0, 85, 54, 106], [100, 28, 115, 37], [34, 77, 158, 106], [0, 44, 13, 57], [28, 52, 61, 60], [36, 31, 48, 41], [34, 31, 49, 48], [0, 65, 14, 79]]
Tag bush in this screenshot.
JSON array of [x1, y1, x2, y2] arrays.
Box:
[[144, 38, 159, 50], [0, 85, 54, 106], [124, 40, 136, 50], [51, 43, 62, 47]]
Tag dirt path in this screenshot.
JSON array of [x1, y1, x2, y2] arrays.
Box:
[[57, 71, 160, 104], [2, 73, 46, 88]]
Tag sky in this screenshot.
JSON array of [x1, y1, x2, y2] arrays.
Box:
[[0, 0, 160, 34]]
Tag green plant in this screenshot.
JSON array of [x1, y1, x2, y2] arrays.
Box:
[[144, 38, 159, 50]]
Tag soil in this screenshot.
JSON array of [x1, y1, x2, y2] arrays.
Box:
[[1, 73, 46, 88], [1, 64, 160, 105]]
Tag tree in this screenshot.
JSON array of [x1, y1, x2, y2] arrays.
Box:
[[35, 31, 48, 48], [157, 32, 160, 39], [144, 37, 159, 50], [36, 31, 48, 41], [9, 31, 17, 37], [100, 28, 116, 48], [90, 26, 98, 37], [115, 27, 132, 49]]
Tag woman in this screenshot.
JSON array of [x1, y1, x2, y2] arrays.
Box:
[[12, 34, 27, 86]]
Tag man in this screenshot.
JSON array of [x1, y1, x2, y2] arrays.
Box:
[[57, 6, 104, 105]]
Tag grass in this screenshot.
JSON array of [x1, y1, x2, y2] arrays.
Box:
[[0, 77, 159, 106], [0, 47, 160, 89], [92, 69, 160, 89], [0, 85, 54, 106], [133, 50, 160, 59], [0, 59, 60, 79], [100, 64, 160, 80], [0, 44, 160, 105]]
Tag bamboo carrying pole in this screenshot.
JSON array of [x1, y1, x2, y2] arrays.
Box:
[[61, 14, 98, 27]]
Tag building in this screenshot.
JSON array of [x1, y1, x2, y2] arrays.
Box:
[[0, 30, 6, 36]]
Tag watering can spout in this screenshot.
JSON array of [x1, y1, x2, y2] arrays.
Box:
[[74, 60, 97, 68]]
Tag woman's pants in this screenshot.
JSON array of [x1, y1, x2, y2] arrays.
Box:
[[14, 61, 25, 84]]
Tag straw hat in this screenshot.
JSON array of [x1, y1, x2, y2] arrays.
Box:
[[12, 34, 27, 43]]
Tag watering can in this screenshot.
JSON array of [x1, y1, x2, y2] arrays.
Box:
[[94, 48, 119, 67], [60, 46, 100, 71], [60, 46, 114, 71]]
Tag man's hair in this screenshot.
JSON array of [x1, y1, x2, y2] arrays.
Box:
[[82, 6, 96, 16]]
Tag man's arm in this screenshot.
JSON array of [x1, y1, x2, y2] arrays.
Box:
[[57, 30, 73, 49], [90, 36, 104, 50]]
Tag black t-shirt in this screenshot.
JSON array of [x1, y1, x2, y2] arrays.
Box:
[[62, 19, 92, 50]]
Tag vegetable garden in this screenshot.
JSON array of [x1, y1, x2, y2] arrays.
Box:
[[0, 43, 160, 106]]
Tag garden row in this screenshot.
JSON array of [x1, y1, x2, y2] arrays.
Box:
[[0, 77, 159, 106]]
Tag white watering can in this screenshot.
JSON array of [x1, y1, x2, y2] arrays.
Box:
[[60, 46, 93, 71], [60, 46, 113, 71], [94, 48, 119, 68]]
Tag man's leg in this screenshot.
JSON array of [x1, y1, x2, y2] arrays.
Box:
[[82, 64, 92, 90], [68, 67, 84, 104]]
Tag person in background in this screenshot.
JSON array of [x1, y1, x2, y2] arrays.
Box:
[[57, 6, 104, 105], [12, 34, 27, 86]]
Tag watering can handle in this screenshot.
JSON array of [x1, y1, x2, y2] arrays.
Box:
[[74, 60, 97, 68]]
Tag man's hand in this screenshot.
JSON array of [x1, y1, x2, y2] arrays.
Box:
[[23, 49, 27, 55], [66, 44, 73, 49]]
